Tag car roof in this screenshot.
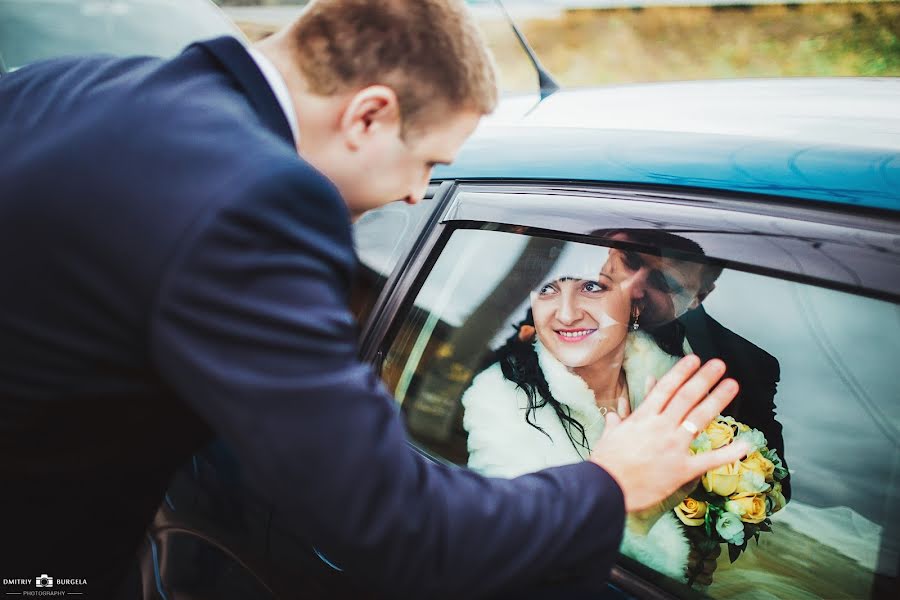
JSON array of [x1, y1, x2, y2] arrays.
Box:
[[436, 78, 900, 212]]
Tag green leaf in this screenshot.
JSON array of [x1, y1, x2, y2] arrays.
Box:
[[728, 543, 743, 563], [704, 510, 715, 538]]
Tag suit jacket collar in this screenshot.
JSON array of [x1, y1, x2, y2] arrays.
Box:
[[680, 305, 746, 416], [193, 36, 294, 146], [680, 305, 718, 362]]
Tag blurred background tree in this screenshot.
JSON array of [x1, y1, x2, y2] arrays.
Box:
[[214, 1, 900, 91]]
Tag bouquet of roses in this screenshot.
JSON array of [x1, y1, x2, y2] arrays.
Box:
[[673, 415, 789, 582]]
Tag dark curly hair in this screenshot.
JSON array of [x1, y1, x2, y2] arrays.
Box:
[[487, 308, 590, 452], [486, 304, 679, 452]]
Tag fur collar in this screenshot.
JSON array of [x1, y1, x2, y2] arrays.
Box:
[[465, 331, 690, 581], [534, 330, 680, 421]]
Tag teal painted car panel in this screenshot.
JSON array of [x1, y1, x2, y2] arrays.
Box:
[[435, 126, 900, 211], [435, 79, 900, 212]]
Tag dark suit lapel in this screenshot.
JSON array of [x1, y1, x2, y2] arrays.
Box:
[[193, 36, 294, 146], [680, 306, 717, 362], [681, 306, 743, 416]]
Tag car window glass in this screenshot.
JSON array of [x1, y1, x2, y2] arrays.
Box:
[[380, 225, 898, 599], [350, 199, 435, 327]]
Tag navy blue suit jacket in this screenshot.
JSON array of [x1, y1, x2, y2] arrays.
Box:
[[0, 37, 625, 597]]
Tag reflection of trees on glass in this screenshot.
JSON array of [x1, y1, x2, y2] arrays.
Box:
[[403, 236, 565, 457]]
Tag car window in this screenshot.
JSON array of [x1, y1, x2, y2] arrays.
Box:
[[351, 196, 436, 328], [0, 0, 239, 72], [378, 224, 898, 598]]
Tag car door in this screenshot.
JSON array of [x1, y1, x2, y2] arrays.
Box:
[[350, 182, 451, 332], [358, 181, 900, 599], [143, 442, 278, 600]]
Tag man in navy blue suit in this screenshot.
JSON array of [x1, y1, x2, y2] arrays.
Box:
[[0, 1, 748, 597]]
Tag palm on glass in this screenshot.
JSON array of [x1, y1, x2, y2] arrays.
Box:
[[589, 355, 750, 513]]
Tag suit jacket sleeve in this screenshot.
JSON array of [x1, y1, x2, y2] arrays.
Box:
[[149, 160, 625, 598]]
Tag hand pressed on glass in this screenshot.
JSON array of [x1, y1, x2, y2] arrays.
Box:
[[589, 355, 750, 513]]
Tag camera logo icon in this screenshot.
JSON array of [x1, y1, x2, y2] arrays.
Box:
[[36, 574, 53, 588]]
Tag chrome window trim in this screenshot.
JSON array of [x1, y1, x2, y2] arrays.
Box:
[[358, 181, 457, 361]]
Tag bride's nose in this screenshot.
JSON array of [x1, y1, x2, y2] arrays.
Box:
[[555, 291, 581, 325]]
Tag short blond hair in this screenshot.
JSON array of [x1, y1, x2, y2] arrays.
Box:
[[288, 0, 498, 134]]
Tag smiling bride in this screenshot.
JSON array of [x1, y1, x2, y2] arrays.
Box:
[[462, 243, 692, 581]]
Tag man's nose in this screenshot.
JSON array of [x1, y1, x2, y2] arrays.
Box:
[[406, 179, 430, 205]]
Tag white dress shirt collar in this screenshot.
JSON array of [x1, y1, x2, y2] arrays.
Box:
[[247, 46, 299, 144]]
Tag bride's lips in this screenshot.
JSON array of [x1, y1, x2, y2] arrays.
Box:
[[554, 328, 597, 343]]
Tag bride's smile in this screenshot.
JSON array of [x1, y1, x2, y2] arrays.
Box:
[[555, 328, 597, 342]]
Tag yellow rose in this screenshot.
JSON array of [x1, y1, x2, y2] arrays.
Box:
[[702, 462, 740, 496], [728, 493, 767, 523], [768, 482, 787, 514], [741, 451, 776, 482], [704, 420, 735, 449], [674, 497, 707, 526]]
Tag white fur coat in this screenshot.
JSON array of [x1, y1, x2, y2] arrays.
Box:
[[461, 330, 690, 581]]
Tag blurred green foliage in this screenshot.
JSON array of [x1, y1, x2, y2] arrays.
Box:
[[228, 2, 900, 91], [503, 3, 900, 89]]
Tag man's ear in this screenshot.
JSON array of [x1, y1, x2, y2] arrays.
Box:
[[340, 85, 401, 150]]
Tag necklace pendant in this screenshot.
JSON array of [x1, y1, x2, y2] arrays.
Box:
[[598, 406, 608, 416]]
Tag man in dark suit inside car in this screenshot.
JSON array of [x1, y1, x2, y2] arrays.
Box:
[[600, 230, 787, 485], [600, 229, 789, 583], [0, 1, 750, 598]]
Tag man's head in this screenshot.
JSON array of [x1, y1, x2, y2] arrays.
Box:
[[599, 230, 722, 329], [259, 0, 497, 219]]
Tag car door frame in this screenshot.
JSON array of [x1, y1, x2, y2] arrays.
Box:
[[356, 178, 900, 599]]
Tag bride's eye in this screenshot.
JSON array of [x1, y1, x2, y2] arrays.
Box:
[[582, 281, 605, 293], [538, 283, 557, 295]]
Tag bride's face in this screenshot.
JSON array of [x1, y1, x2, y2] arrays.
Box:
[[531, 270, 631, 369]]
